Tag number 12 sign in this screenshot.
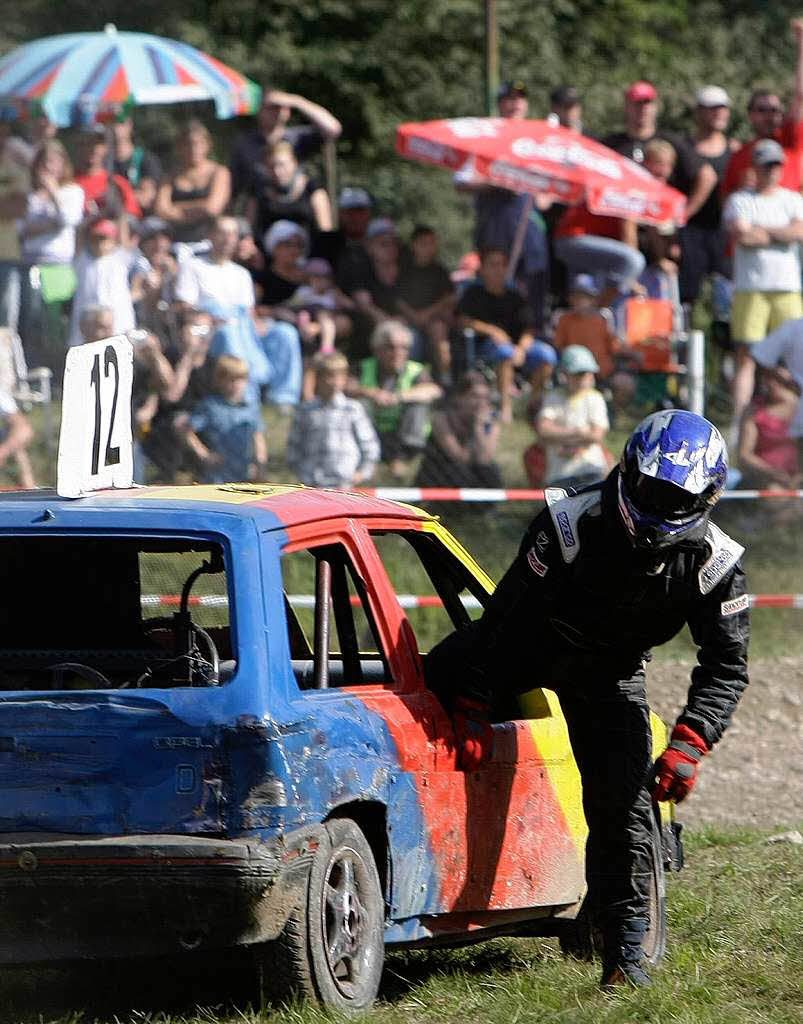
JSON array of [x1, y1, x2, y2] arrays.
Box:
[[57, 336, 134, 497]]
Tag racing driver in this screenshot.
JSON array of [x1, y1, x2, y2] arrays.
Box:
[[427, 409, 749, 987]]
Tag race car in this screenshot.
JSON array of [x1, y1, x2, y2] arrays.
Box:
[[0, 483, 681, 1010]]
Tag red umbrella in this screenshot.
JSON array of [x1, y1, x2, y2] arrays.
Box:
[[397, 117, 686, 226]]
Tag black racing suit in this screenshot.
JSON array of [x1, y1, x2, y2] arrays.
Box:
[[427, 470, 749, 959]]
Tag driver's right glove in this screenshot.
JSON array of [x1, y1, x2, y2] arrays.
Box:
[[651, 723, 709, 803]]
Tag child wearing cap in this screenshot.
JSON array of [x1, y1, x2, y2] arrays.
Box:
[[534, 344, 611, 488], [68, 217, 136, 347], [553, 275, 621, 380]]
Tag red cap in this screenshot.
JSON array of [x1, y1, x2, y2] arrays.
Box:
[[89, 218, 118, 239], [626, 81, 658, 102]]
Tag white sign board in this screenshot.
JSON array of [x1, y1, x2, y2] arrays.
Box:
[[57, 335, 134, 498]]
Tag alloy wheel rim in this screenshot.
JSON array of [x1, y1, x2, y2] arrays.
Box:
[[321, 846, 370, 998]]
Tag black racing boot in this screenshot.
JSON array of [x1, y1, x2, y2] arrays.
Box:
[[600, 945, 652, 989]]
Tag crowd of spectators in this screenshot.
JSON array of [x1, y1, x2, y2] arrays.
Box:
[[3, 24, 803, 495]]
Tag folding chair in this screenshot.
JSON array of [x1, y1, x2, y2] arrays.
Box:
[[621, 297, 687, 407]]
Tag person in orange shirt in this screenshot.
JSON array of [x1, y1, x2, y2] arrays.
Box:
[[554, 275, 619, 376], [553, 275, 637, 414]]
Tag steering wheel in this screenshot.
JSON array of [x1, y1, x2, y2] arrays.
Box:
[[143, 616, 220, 684], [49, 662, 114, 689]]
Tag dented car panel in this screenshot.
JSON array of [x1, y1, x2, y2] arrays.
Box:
[[0, 484, 664, 964]]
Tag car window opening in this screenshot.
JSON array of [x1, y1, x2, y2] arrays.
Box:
[[281, 544, 392, 690], [0, 536, 234, 690], [369, 531, 489, 652]]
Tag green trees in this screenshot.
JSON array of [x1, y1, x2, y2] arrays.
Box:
[[4, 1, 803, 257]]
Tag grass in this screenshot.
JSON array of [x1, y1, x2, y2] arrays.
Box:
[[0, 825, 799, 1024]]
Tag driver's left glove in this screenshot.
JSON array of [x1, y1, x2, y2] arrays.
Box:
[[651, 723, 709, 803], [453, 695, 494, 771]]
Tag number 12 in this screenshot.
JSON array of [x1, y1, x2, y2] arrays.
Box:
[[90, 345, 121, 475]]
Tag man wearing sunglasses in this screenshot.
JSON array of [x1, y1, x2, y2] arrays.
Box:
[[722, 19, 803, 197], [426, 409, 749, 989]]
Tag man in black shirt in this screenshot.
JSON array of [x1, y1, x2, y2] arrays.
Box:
[[604, 82, 717, 230], [679, 85, 736, 305], [325, 187, 373, 291], [143, 308, 215, 479], [457, 248, 541, 422], [397, 225, 455, 383]]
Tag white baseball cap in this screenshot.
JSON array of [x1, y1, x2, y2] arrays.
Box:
[[696, 85, 731, 108]]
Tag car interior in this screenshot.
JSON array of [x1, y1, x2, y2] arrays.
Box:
[[282, 531, 492, 694], [0, 536, 234, 690]]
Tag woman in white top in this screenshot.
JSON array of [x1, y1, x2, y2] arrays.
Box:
[[18, 141, 84, 266]]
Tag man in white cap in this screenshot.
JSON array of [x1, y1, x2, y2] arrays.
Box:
[[679, 85, 738, 306], [723, 138, 803, 435]]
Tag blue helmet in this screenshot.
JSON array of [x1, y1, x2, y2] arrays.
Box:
[[618, 410, 728, 550]]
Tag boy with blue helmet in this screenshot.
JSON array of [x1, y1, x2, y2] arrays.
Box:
[[427, 409, 749, 988]]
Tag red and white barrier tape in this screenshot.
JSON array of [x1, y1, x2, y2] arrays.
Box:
[[358, 487, 803, 502], [141, 594, 803, 610], [141, 594, 227, 607]]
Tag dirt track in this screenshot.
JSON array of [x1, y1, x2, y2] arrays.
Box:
[[646, 657, 803, 829]]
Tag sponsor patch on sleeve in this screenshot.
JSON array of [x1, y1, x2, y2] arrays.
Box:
[[720, 593, 749, 617], [527, 547, 548, 577], [556, 510, 576, 548]]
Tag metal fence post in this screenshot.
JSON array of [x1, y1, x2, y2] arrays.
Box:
[[687, 328, 705, 416]]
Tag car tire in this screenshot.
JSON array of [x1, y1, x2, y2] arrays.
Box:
[[259, 818, 385, 1011], [559, 810, 667, 965]]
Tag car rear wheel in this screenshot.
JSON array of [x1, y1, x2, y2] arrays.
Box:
[[259, 818, 385, 1011], [559, 810, 667, 965]]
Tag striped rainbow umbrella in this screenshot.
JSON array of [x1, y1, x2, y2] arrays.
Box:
[[0, 24, 261, 126]]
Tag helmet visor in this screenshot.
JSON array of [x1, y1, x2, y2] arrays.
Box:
[[628, 474, 704, 521]]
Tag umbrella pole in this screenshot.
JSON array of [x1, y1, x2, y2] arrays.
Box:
[[507, 192, 534, 282], [484, 0, 499, 116], [324, 139, 338, 228]]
